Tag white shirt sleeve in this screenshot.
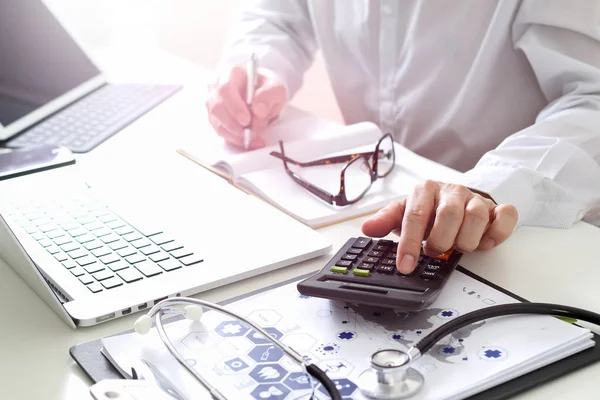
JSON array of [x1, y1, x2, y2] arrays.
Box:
[[457, 0, 600, 228], [218, 0, 317, 100]]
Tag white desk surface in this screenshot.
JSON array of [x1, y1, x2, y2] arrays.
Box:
[[1, 48, 600, 399]]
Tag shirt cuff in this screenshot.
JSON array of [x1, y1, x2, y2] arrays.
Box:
[[454, 165, 586, 228]]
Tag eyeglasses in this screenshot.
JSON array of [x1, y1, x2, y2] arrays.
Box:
[[269, 133, 395, 206]]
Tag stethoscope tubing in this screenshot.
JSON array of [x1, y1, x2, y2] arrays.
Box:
[[413, 302, 600, 356]]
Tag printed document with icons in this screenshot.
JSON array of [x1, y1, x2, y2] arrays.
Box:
[[100, 269, 594, 400], [178, 106, 461, 228]]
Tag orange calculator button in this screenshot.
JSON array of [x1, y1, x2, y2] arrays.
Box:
[[433, 249, 453, 261]]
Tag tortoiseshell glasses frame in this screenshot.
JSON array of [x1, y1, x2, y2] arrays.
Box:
[[269, 133, 395, 206]]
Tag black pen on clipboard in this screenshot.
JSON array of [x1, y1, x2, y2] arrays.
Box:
[[243, 52, 258, 150]]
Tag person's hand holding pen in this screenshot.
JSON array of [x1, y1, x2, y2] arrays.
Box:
[[205, 55, 287, 150]]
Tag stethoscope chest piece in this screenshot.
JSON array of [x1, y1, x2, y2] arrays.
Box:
[[358, 349, 424, 399]]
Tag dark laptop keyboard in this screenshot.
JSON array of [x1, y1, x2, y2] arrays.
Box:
[[5, 83, 182, 153], [5, 195, 202, 295]]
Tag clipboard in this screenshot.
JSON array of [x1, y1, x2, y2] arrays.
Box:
[[70, 267, 600, 399]]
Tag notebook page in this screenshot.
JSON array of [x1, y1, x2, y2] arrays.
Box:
[[237, 142, 463, 227], [100, 270, 592, 400], [178, 106, 345, 180]]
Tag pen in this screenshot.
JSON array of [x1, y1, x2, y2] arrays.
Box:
[[244, 52, 258, 150]]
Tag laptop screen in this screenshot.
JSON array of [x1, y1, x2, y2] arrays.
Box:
[[0, 0, 104, 141]]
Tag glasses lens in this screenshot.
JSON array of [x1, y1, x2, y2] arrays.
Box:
[[376, 135, 395, 177], [344, 157, 372, 202]]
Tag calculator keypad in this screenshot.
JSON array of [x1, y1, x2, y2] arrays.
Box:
[[328, 237, 460, 281]]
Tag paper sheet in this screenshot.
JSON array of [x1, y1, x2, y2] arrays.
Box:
[[102, 270, 593, 400]]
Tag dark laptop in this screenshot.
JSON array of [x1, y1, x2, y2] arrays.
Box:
[[0, 0, 181, 153]]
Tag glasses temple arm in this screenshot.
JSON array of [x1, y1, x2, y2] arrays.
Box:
[[270, 151, 377, 167]]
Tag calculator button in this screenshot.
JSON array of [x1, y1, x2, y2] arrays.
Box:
[[429, 258, 444, 267], [364, 256, 379, 264], [380, 258, 395, 266], [335, 260, 353, 268], [353, 269, 370, 277], [358, 262, 374, 271], [375, 264, 395, 273], [330, 266, 348, 274], [341, 254, 358, 261], [433, 249, 453, 261], [377, 240, 395, 246], [351, 237, 372, 249], [396, 269, 415, 277], [368, 250, 384, 257], [346, 248, 363, 255], [420, 270, 437, 279], [373, 245, 389, 252], [426, 264, 442, 271]]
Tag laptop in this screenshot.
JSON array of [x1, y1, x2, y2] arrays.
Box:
[[0, 0, 181, 153], [0, 158, 332, 328]]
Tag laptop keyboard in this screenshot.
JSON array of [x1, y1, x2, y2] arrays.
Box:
[[5, 83, 182, 153], [4, 195, 202, 295]]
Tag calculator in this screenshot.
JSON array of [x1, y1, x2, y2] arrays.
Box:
[[297, 237, 463, 311]]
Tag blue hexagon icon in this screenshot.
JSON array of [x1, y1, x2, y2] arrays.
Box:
[[249, 363, 289, 383], [224, 357, 250, 372], [283, 372, 312, 391], [215, 320, 249, 337], [248, 345, 284, 363], [318, 378, 357, 397], [250, 383, 290, 399], [247, 327, 284, 345]]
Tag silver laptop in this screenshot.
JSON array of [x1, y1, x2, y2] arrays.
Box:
[[0, 0, 181, 153], [0, 161, 332, 328]]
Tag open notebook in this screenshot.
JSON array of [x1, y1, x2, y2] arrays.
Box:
[[99, 269, 595, 399], [178, 107, 461, 228]]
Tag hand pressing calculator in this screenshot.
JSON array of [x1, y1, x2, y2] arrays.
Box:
[[297, 237, 463, 311]]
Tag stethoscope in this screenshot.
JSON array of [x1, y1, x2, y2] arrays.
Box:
[[134, 298, 600, 400]]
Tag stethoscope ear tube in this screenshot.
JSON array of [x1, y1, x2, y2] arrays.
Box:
[[414, 302, 600, 355]]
